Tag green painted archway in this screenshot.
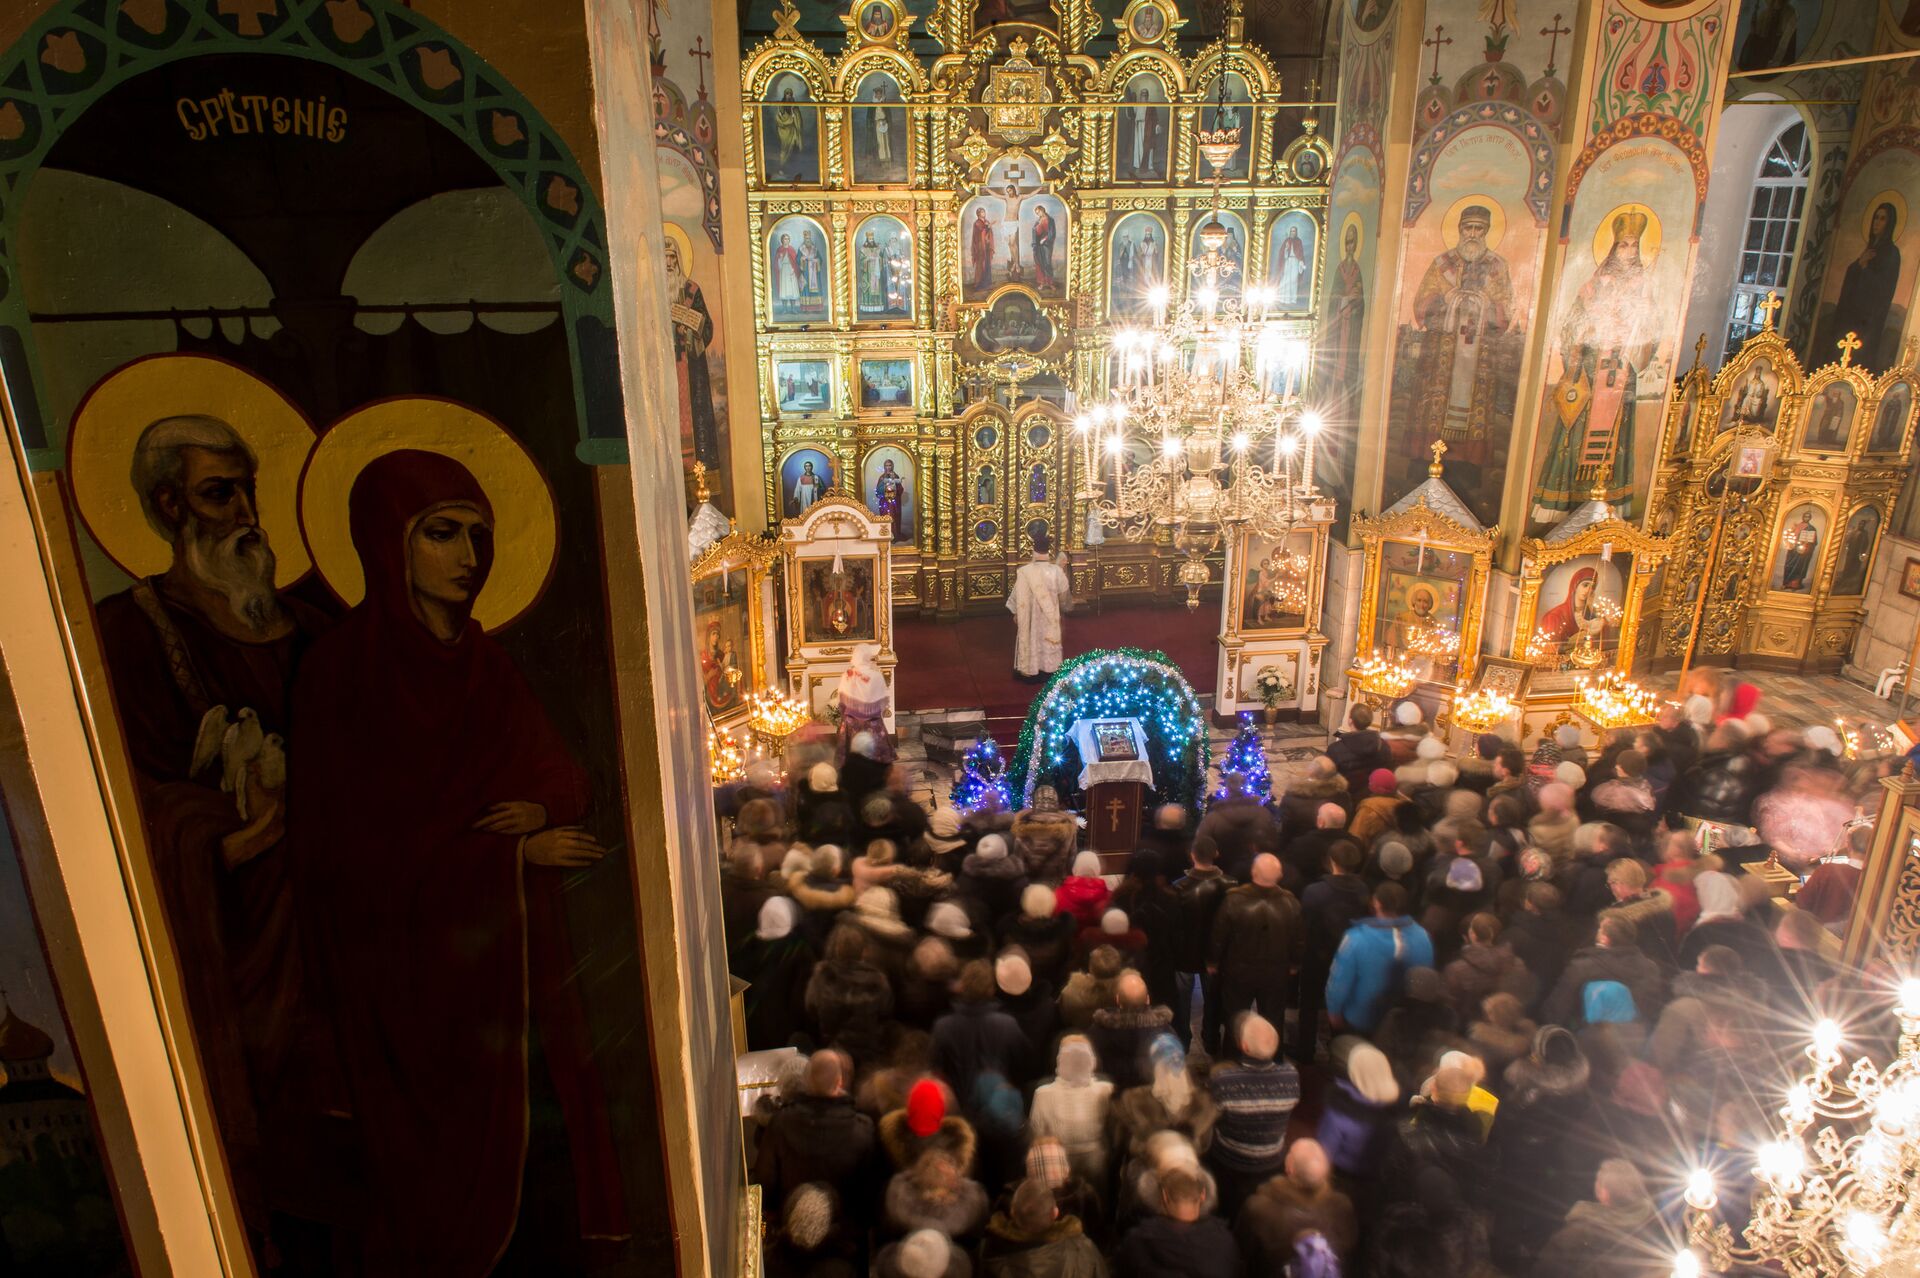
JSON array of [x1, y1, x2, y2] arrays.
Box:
[[0, 0, 628, 465]]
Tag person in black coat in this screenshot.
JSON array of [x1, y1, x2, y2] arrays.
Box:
[[932, 960, 1033, 1095], [1379, 1065, 1490, 1206], [754, 1051, 879, 1214], [1329, 704, 1389, 802], [1171, 840, 1237, 1051], [1667, 726, 1768, 825], [732, 896, 818, 1051], [1297, 838, 1369, 1059], [1487, 1027, 1598, 1272], [1502, 882, 1575, 1012], [1112, 1166, 1241, 1278], [1540, 916, 1667, 1028], [1113, 849, 1182, 1011]]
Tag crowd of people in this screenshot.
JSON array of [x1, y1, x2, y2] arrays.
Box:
[[721, 679, 1903, 1277]]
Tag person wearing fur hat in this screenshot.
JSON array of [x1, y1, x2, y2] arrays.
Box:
[[883, 1151, 989, 1246], [873, 1228, 971, 1278], [1088, 972, 1174, 1091], [958, 832, 1029, 925], [1054, 853, 1112, 929], [805, 926, 896, 1064], [1348, 769, 1410, 846], [1011, 785, 1080, 883], [1207, 855, 1303, 1054], [732, 896, 818, 1050], [882, 1078, 978, 1175], [979, 1176, 1106, 1278], [1113, 1164, 1241, 1278], [1001, 884, 1077, 990], [917, 805, 971, 869], [765, 1181, 863, 1278], [934, 960, 1032, 1097], [1028, 1034, 1115, 1184], [789, 843, 859, 944], [1058, 943, 1128, 1030], [755, 1052, 879, 1217]]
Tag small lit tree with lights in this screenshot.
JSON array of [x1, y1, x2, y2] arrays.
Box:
[[950, 734, 1013, 814], [1214, 712, 1272, 802]]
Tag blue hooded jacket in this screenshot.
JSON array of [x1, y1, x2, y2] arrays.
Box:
[[1325, 915, 1434, 1032]]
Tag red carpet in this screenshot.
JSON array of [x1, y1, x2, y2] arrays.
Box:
[[893, 602, 1219, 720]]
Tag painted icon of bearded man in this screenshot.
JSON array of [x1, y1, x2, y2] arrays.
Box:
[[1409, 203, 1514, 475]]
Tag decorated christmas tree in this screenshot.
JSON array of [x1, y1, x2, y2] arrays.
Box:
[[951, 733, 1013, 814], [1213, 712, 1272, 802]]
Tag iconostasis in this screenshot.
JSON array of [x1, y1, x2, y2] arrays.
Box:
[[743, 0, 1329, 616]]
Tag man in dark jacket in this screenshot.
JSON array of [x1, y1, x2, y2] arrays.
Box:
[[754, 1051, 877, 1213], [1208, 854, 1303, 1047], [1502, 882, 1574, 1014], [1142, 803, 1195, 879], [1113, 1166, 1240, 1278], [1541, 916, 1667, 1027], [1282, 802, 1351, 895], [934, 960, 1033, 1096], [1275, 756, 1352, 846], [1197, 774, 1276, 882], [1380, 1064, 1490, 1204], [1297, 838, 1369, 1058], [722, 842, 779, 949], [1236, 1139, 1358, 1271], [1328, 704, 1387, 801], [980, 1177, 1108, 1277], [1531, 1159, 1662, 1278], [1088, 972, 1176, 1091], [1171, 839, 1237, 1051], [1667, 725, 1767, 826]]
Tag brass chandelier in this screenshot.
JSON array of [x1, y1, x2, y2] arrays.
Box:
[[1681, 980, 1920, 1277], [1072, 55, 1325, 611]]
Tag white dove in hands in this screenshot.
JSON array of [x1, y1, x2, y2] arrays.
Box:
[[523, 826, 606, 868], [473, 801, 548, 836]]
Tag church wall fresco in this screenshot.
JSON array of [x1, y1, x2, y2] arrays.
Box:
[[1376, 0, 1564, 526], [1518, 0, 1736, 530], [0, 2, 706, 1273]]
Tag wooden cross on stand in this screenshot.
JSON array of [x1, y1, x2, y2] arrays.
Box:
[[1540, 13, 1571, 76], [1106, 796, 1126, 833], [1758, 290, 1783, 331], [1424, 24, 1452, 85], [1837, 330, 1863, 366], [688, 36, 712, 100]]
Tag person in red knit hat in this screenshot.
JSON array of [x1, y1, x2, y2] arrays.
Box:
[[881, 1077, 978, 1175], [1055, 852, 1112, 928]]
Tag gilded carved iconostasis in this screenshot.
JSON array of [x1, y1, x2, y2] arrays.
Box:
[[741, 0, 1332, 614]]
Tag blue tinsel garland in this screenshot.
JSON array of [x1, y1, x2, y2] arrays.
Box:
[[1006, 648, 1211, 810]]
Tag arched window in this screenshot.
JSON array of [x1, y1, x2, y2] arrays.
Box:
[[1725, 121, 1812, 350]]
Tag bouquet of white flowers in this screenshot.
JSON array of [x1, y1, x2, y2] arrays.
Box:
[[1254, 664, 1293, 709]]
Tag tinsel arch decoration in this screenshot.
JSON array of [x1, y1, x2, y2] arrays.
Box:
[[1008, 648, 1211, 810]]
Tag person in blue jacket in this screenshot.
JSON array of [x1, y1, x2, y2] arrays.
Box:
[[1325, 882, 1435, 1034]]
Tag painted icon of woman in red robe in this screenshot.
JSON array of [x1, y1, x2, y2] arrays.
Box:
[[288, 449, 625, 1276], [1535, 565, 1607, 664]]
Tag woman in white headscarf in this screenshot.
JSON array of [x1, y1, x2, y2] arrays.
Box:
[[1028, 1033, 1113, 1182], [1677, 870, 1773, 971], [835, 642, 895, 766]]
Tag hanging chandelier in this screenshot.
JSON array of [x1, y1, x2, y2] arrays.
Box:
[[1682, 981, 1920, 1277], [1072, 49, 1326, 611]]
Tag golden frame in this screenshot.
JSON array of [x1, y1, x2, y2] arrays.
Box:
[[1351, 495, 1498, 686], [689, 532, 780, 730], [853, 351, 918, 415], [1514, 518, 1671, 690]]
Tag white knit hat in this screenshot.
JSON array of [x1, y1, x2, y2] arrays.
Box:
[[1101, 908, 1130, 935], [1417, 736, 1448, 761], [1021, 883, 1057, 918], [1427, 760, 1459, 787], [809, 762, 840, 793], [1072, 851, 1103, 878], [1394, 701, 1424, 727], [974, 833, 1010, 862], [1554, 761, 1587, 789], [896, 1231, 952, 1278], [926, 901, 973, 940]]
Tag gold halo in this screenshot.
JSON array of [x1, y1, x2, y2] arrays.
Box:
[[1592, 202, 1662, 265], [66, 354, 316, 587], [662, 220, 693, 268], [1339, 211, 1364, 251], [1439, 195, 1506, 252], [298, 399, 557, 633], [1863, 189, 1908, 242]]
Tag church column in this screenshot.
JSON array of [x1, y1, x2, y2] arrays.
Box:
[[711, 1, 772, 533]]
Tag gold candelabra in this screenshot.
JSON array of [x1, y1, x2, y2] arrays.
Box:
[[748, 688, 812, 755], [1356, 655, 1418, 700], [1451, 686, 1516, 733], [1681, 981, 1920, 1277], [1407, 623, 1461, 661], [1572, 670, 1659, 730], [708, 722, 746, 785]]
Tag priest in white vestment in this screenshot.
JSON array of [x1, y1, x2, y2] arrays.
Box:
[[1007, 528, 1072, 681]]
